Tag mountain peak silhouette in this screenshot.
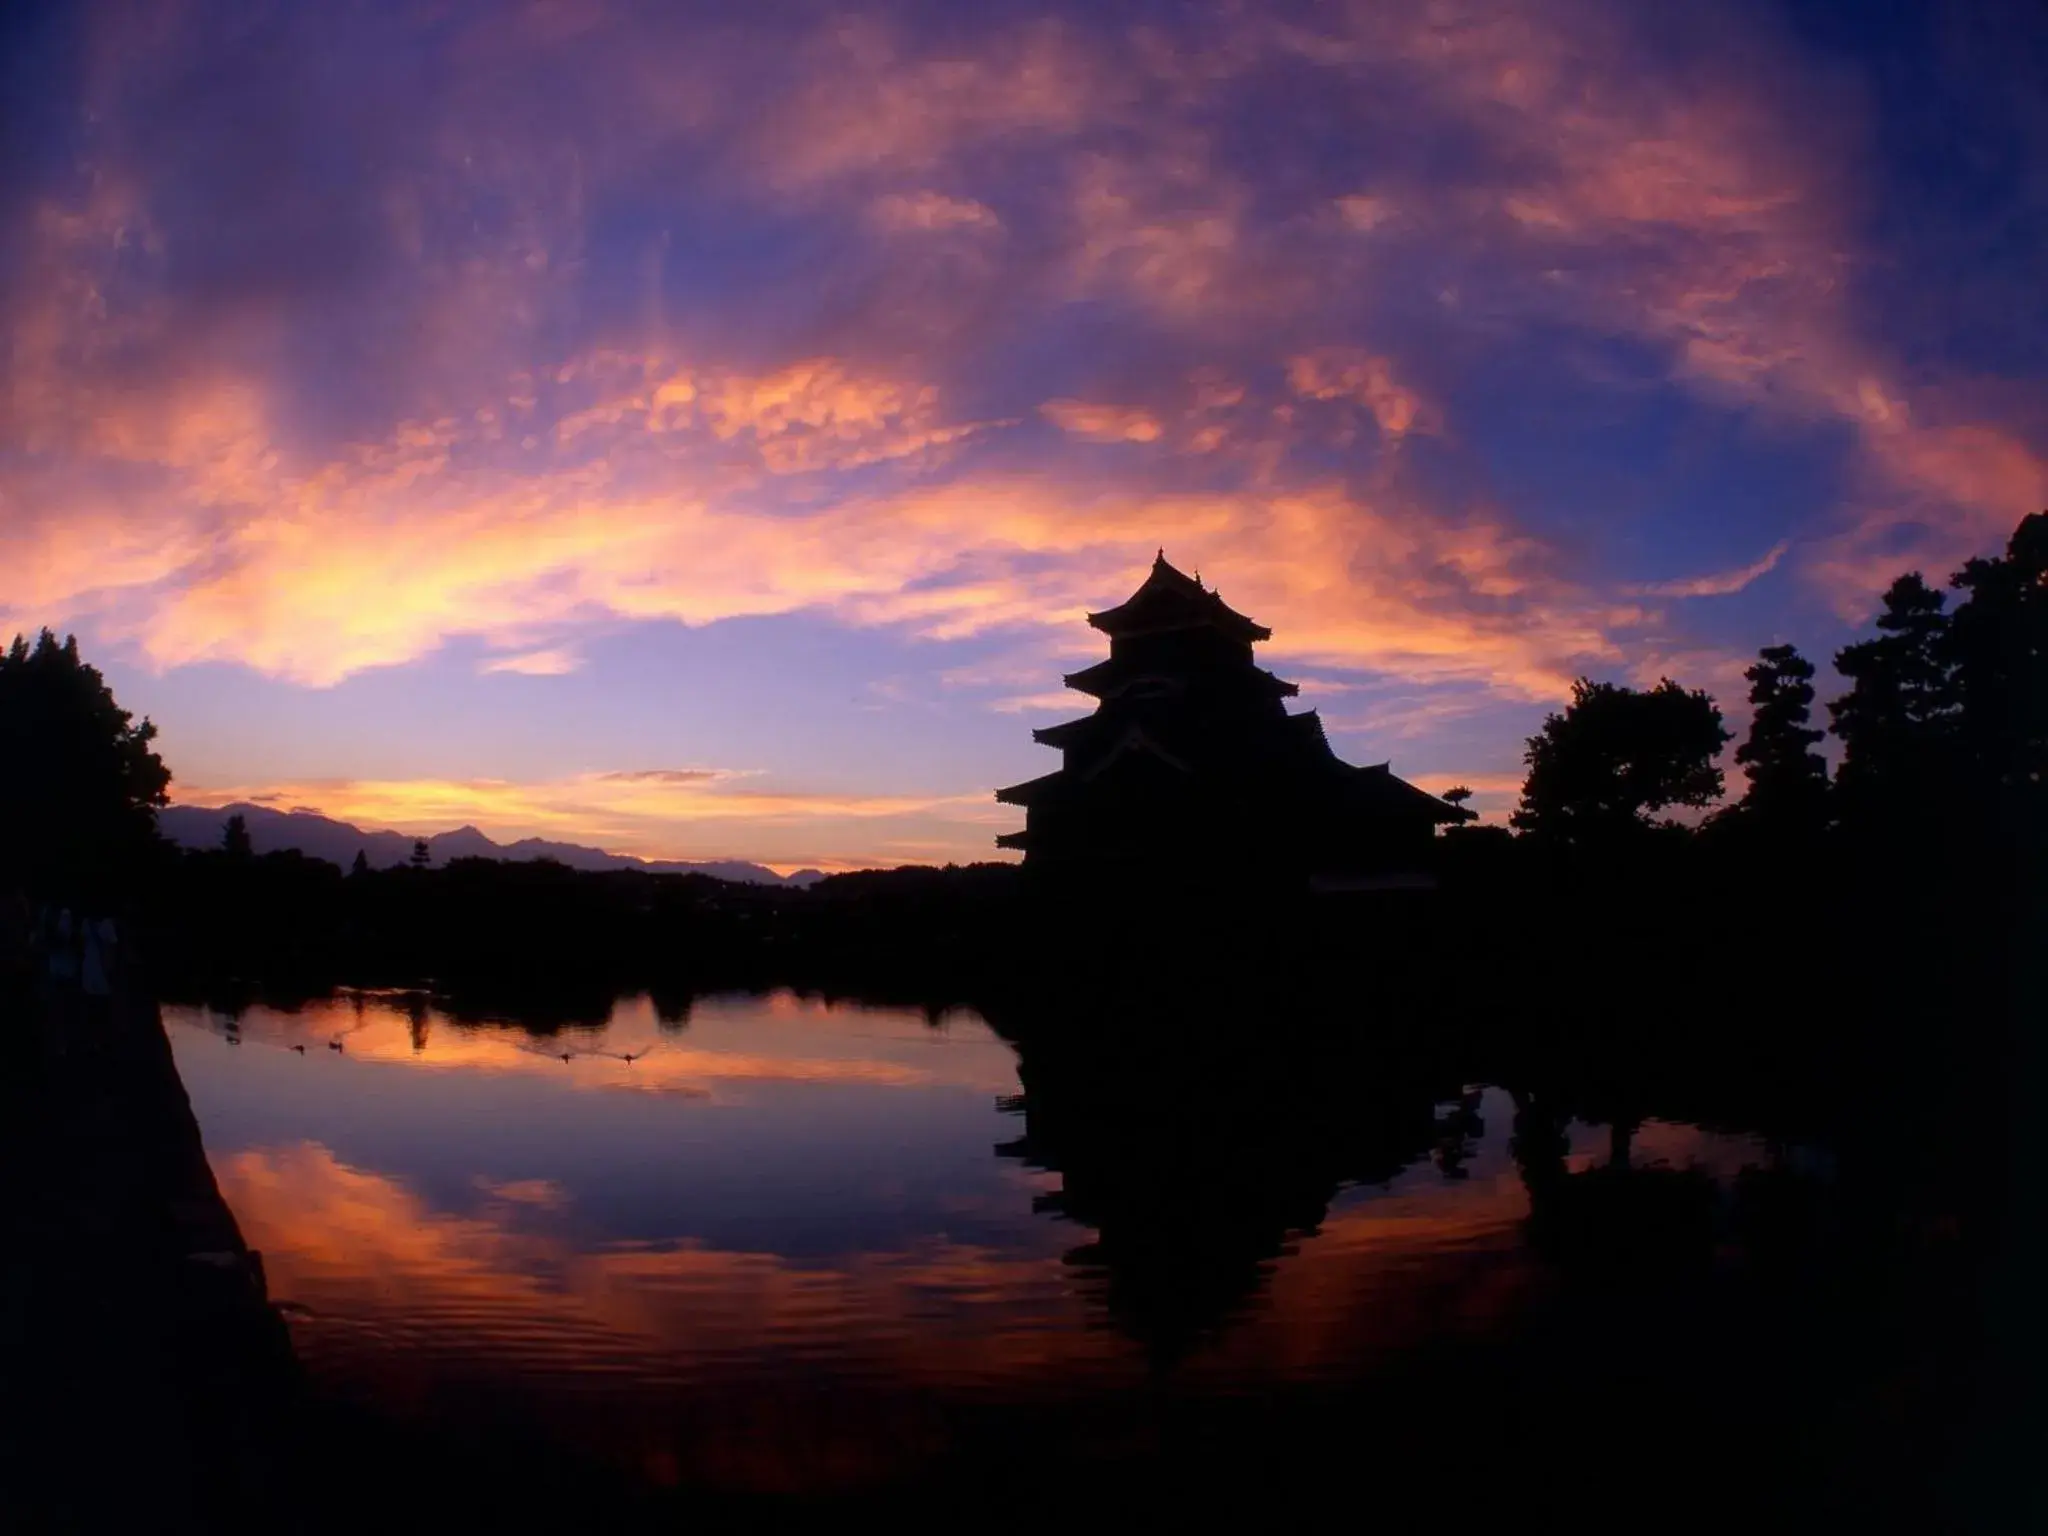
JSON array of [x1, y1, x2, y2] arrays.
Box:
[[157, 802, 825, 886]]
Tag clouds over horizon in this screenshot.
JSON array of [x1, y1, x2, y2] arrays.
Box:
[[2, 0, 2042, 861]]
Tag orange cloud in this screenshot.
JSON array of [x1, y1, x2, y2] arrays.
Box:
[[695, 358, 978, 474], [479, 646, 581, 676], [1286, 350, 1433, 439], [2, 339, 1019, 684], [543, 350, 989, 474], [1039, 398, 1164, 443], [2, 347, 1627, 701]]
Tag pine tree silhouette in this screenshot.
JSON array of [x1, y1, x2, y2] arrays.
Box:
[[1734, 645, 1829, 834], [1829, 574, 1958, 830]]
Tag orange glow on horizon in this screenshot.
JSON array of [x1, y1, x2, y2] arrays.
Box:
[[170, 774, 1014, 872]]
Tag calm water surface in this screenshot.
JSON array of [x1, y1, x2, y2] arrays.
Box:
[[165, 991, 1788, 1498]]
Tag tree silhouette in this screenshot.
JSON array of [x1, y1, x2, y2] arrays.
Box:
[[1733, 645, 1829, 833], [1829, 574, 1958, 828], [410, 838, 432, 869], [222, 813, 254, 860], [0, 629, 171, 896], [351, 850, 371, 878], [1511, 679, 1729, 845], [1441, 785, 1474, 813], [1945, 511, 2048, 825]]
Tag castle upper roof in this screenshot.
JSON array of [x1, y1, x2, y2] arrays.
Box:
[[1085, 553, 1271, 644]]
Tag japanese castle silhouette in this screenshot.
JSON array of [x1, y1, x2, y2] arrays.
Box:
[[996, 553, 1468, 886]]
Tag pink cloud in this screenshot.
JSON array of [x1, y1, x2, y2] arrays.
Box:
[[1638, 541, 1788, 599], [869, 191, 1002, 233]]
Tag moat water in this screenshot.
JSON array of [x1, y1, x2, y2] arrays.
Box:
[[162, 989, 1945, 1519]]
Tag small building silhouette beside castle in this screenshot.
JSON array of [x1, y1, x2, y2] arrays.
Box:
[[996, 554, 1469, 885]]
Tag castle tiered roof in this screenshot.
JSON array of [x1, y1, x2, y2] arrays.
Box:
[[994, 553, 1468, 874]]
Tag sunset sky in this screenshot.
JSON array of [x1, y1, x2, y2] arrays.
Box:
[[4, 0, 2043, 870]]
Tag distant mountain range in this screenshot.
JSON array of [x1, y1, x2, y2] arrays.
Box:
[[157, 802, 826, 887]]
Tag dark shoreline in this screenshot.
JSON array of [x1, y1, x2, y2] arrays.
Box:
[[0, 984, 296, 1530]]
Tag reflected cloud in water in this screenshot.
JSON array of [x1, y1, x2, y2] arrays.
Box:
[[167, 992, 1790, 1496]]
